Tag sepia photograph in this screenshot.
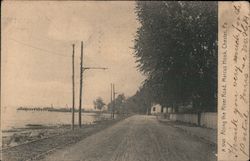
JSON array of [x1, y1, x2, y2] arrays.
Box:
[[1, 1, 248, 161]]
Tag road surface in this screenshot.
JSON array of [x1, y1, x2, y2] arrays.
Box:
[[40, 115, 216, 161]]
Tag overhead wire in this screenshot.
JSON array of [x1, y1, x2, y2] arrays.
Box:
[[9, 30, 97, 59], [10, 38, 72, 58]]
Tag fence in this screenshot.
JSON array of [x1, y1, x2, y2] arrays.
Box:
[[169, 112, 217, 129], [200, 112, 217, 129]]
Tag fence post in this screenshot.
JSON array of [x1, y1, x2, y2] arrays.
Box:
[[197, 112, 201, 126]]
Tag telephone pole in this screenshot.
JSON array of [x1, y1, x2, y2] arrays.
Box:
[[72, 44, 75, 130], [79, 41, 83, 128], [78, 41, 108, 128], [113, 83, 115, 119], [110, 83, 113, 119]]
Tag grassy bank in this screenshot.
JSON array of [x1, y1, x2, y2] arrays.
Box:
[[1, 115, 129, 161]]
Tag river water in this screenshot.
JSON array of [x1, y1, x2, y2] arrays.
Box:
[[1, 109, 112, 131]]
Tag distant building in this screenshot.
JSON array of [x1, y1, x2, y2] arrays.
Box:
[[150, 104, 162, 114], [150, 101, 194, 115]]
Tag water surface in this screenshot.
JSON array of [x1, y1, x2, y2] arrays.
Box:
[[1, 109, 112, 131]]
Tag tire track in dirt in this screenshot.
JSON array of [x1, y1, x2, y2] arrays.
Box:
[[39, 115, 216, 161]]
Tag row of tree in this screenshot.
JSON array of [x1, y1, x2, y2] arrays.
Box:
[[130, 1, 218, 113]]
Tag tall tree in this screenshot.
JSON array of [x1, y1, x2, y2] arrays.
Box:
[[134, 1, 218, 112]]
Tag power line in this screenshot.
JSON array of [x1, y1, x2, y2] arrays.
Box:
[[9, 30, 101, 60], [10, 38, 71, 58], [9, 34, 97, 59], [84, 31, 95, 47]]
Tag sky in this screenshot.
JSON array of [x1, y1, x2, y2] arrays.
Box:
[[1, 1, 145, 110]]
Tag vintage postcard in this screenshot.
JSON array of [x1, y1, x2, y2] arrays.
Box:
[[1, 1, 249, 161], [218, 1, 249, 161]]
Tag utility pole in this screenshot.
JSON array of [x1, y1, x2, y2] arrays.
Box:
[[79, 41, 83, 128], [110, 83, 113, 119], [78, 41, 108, 127], [113, 83, 115, 119], [72, 44, 75, 130]]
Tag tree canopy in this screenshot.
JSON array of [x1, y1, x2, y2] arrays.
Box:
[[107, 94, 126, 114], [93, 97, 105, 111], [132, 1, 218, 112]]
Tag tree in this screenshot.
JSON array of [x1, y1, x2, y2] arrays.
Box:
[[107, 94, 126, 114], [123, 86, 153, 114], [115, 94, 126, 114], [134, 1, 218, 112], [93, 97, 105, 111]]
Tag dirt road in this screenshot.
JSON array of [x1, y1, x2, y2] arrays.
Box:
[[40, 115, 216, 161]]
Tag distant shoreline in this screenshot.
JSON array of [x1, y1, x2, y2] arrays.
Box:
[[17, 107, 107, 113]]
